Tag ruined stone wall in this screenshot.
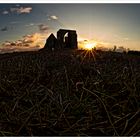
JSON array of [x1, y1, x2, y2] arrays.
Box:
[[42, 29, 78, 51], [57, 29, 77, 49]]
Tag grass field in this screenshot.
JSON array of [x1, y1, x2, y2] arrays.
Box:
[[0, 49, 140, 136]]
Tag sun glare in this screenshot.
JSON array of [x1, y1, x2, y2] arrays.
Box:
[[78, 40, 97, 63], [84, 42, 96, 50]]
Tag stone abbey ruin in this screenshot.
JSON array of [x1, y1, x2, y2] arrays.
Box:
[[43, 29, 78, 50]]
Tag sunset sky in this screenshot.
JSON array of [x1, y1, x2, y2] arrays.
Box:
[[0, 4, 140, 53]]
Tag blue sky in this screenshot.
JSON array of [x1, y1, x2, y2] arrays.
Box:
[[0, 4, 140, 52]]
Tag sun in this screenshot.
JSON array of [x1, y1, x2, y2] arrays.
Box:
[[78, 40, 98, 63], [85, 42, 96, 50], [83, 41, 97, 50]]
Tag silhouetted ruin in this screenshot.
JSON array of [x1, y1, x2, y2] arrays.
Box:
[[43, 29, 77, 50], [44, 33, 60, 50]]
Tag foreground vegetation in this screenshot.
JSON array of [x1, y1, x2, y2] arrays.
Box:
[[0, 49, 140, 136]]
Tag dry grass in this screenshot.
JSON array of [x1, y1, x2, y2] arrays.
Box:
[[0, 49, 140, 136]]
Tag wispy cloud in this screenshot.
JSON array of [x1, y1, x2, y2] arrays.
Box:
[[48, 15, 59, 21], [38, 24, 49, 33], [10, 7, 32, 14], [25, 23, 35, 27], [0, 26, 8, 32], [10, 21, 20, 24], [50, 15, 58, 20], [1, 6, 32, 15], [124, 37, 129, 41], [2, 10, 9, 15], [16, 4, 20, 7]]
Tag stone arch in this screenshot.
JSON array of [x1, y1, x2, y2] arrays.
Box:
[[63, 32, 68, 47], [57, 29, 77, 49], [42, 29, 78, 51]]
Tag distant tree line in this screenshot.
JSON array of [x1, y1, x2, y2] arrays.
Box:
[[112, 45, 140, 56], [127, 50, 140, 56]]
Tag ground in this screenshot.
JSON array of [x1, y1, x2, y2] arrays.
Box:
[[0, 49, 140, 136]]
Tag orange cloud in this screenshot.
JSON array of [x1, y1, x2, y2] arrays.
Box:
[[1, 33, 44, 53]]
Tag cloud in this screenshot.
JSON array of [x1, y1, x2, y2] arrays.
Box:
[[2, 41, 12, 46], [38, 24, 49, 33], [1, 33, 43, 53], [50, 15, 58, 20], [2, 10, 9, 15], [16, 4, 20, 7], [23, 33, 41, 44], [10, 21, 20, 24], [124, 37, 129, 41], [0, 26, 8, 32], [1, 6, 32, 16], [10, 7, 32, 14], [25, 23, 35, 27]]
